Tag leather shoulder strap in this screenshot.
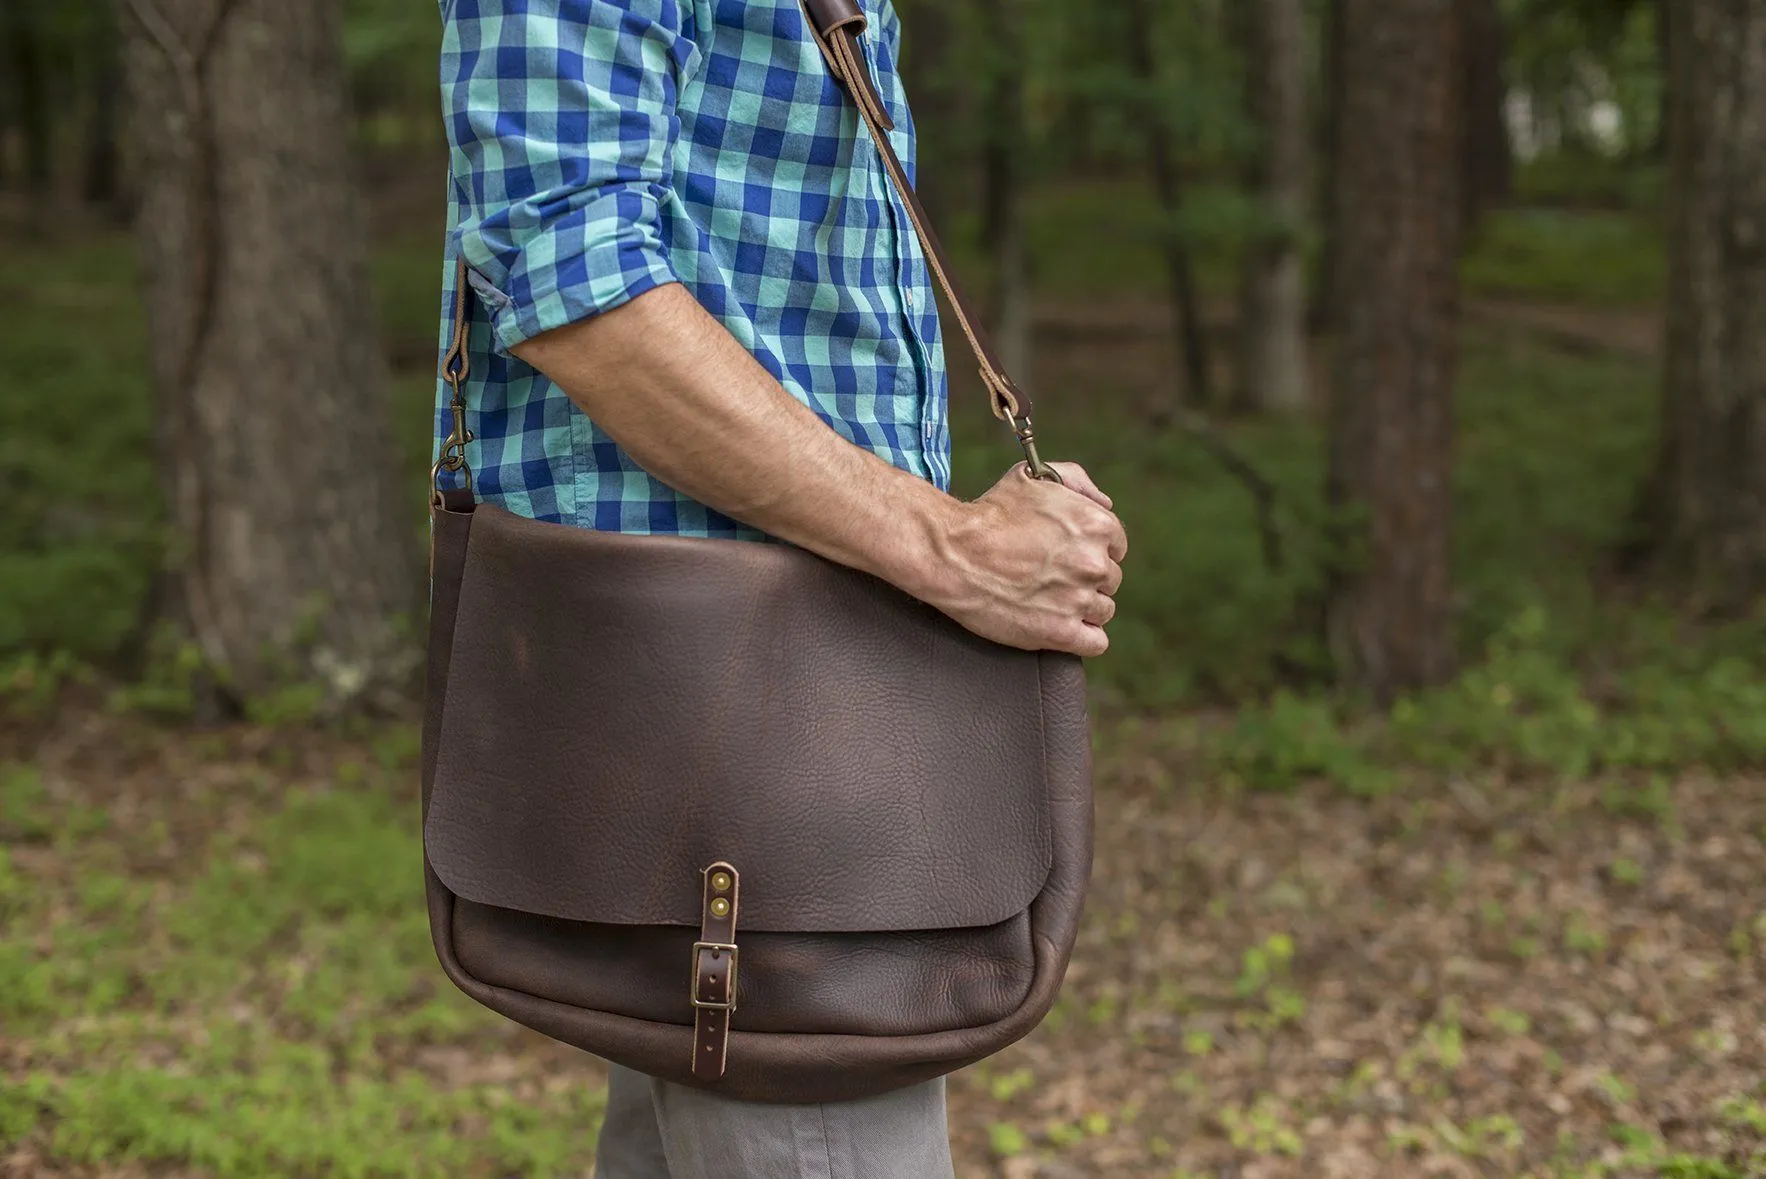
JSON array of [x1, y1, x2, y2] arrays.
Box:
[[799, 0, 1030, 423]]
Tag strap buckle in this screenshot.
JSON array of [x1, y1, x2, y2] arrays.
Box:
[[430, 388, 475, 492], [1011, 414, 1063, 484], [690, 942, 740, 1011]]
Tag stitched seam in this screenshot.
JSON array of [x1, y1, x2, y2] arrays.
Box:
[[819, 1103, 837, 1179]]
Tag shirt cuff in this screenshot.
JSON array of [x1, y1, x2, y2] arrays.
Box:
[[459, 185, 681, 355]]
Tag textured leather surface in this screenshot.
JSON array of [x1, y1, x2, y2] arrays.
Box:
[[426, 504, 1055, 934], [422, 499, 1094, 1104], [451, 899, 1035, 1036]]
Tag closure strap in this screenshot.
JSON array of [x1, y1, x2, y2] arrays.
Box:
[[691, 862, 741, 1082]]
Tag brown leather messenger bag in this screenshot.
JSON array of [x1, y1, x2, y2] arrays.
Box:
[[421, 0, 1093, 1104]]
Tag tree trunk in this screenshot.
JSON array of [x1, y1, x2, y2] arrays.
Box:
[[980, 0, 1033, 386], [1652, 0, 1671, 161], [1312, 0, 1347, 332], [85, 3, 126, 214], [1236, 0, 1312, 415], [894, 0, 955, 231], [122, 0, 418, 711], [1128, 0, 1213, 408], [1458, 0, 1511, 236], [1646, 0, 1766, 604], [4, 5, 52, 195], [1325, 0, 1463, 702]]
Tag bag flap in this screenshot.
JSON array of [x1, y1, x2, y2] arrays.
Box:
[[425, 505, 1061, 934]]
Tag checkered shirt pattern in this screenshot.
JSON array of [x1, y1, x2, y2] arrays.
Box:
[[435, 0, 949, 538]]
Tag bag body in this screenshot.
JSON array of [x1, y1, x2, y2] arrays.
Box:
[[422, 498, 1091, 1102], [421, 0, 1094, 1103]]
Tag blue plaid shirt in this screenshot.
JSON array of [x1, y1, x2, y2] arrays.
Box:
[[436, 0, 948, 538]]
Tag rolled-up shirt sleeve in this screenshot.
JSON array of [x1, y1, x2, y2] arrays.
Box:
[[441, 0, 694, 354]]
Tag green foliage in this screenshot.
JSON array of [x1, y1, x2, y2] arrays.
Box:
[[27, 1047, 604, 1177], [1206, 601, 1766, 793], [1217, 1096, 1304, 1157], [1462, 208, 1665, 306], [0, 228, 440, 669], [988, 1120, 1031, 1157], [104, 624, 206, 719], [1505, 0, 1665, 160], [343, 0, 443, 95], [1513, 153, 1666, 212], [0, 237, 159, 661], [1212, 693, 1389, 795], [0, 755, 617, 1175]]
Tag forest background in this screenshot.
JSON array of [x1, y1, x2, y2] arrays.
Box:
[[1, 0, 1763, 1175]]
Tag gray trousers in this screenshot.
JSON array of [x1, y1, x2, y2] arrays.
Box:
[[593, 1064, 956, 1179]]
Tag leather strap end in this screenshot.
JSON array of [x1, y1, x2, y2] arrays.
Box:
[[432, 487, 477, 515], [802, 0, 867, 38], [691, 861, 741, 1082], [986, 372, 1027, 421], [441, 257, 472, 385]]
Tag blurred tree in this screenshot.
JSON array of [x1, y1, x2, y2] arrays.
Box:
[[1460, 0, 1512, 233], [1127, 0, 1213, 408], [1234, 0, 1311, 414], [1641, 0, 1766, 604], [1325, 0, 1463, 701], [83, 0, 125, 213], [2, 1, 52, 196], [1313, 0, 1346, 332], [980, 0, 1034, 386], [892, 0, 957, 230], [123, 0, 416, 713]]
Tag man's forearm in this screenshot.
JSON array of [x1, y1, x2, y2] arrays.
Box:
[[512, 282, 960, 598]]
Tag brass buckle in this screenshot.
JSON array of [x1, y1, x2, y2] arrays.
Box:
[[690, 942, 739, 1011], [1011, 414, 1063, 484], [432, 380, 475, 493]]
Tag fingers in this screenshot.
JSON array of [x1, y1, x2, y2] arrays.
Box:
[[1082, 592, 1116, 627], [1045, 462, 1112, 510], [1100, 512, 1128, 563], [1049, 464, 1129, 563], [1099, 559, 1123, 597], [1066, 622, 1110, 659]]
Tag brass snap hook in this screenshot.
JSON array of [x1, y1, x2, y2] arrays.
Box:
[[1011, 415, 1063, 484]]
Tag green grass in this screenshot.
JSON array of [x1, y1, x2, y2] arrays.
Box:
[[1462, 207, 1666, 307], [0, 751, 607, 1176], [1, 235, 158, 659]]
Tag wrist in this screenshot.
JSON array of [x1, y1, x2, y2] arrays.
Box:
[[874, 486, 968, 606]]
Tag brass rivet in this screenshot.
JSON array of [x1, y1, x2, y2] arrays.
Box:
[[710, 897, 730, 918], [711, 872, 732, 892]]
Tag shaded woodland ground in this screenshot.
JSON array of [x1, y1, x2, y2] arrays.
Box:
[[3, 686, 1762, 1177]]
